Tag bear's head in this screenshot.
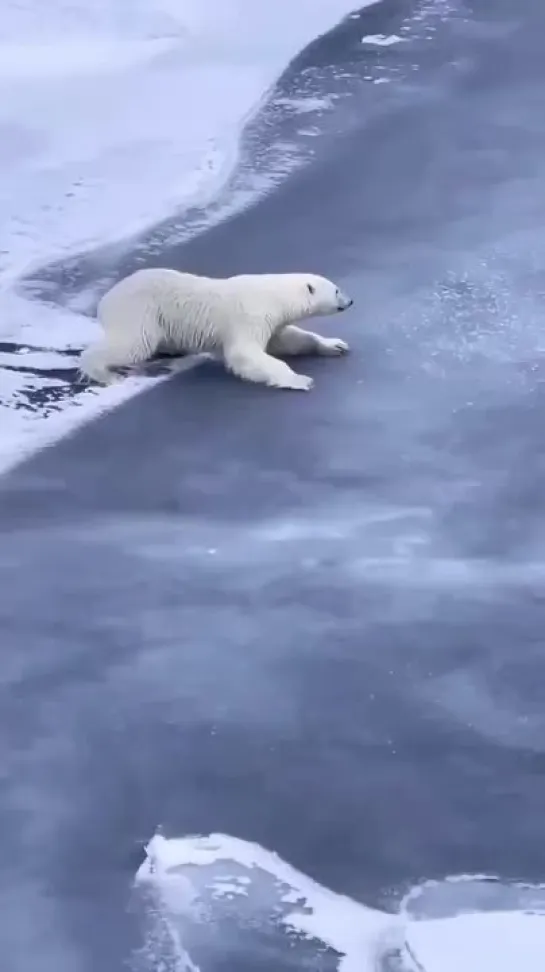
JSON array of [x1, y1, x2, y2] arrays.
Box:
[[299, 274, 353, 318]]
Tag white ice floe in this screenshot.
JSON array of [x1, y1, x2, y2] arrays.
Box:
[[135, 832, 545, 972], [361, 33, 404, 46]]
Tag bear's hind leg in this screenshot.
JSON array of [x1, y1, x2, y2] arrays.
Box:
[[79, 334, 157, 386], [269, 325, 349, 357], [223, 341, 313, 391]]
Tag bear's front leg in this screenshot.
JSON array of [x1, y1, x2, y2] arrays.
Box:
[[269, 325, 349, 357], [223, 341, 313, 390]]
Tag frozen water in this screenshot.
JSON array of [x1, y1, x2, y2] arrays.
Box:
[[135, 833, 545, 972]]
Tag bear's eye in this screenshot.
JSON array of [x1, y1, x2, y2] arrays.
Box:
[[307, 283, 315, 295]]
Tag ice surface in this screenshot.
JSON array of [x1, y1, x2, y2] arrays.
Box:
[[0, 0, 377, 277], [136, 832, 403, 972], [135, 833, 545, 971], [360, 34, 404, 45]]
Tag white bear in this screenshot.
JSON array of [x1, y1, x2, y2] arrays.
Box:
[[79, 267, 353, 391]]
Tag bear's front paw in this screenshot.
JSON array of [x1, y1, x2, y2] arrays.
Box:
[[318, 337, 350, 356], [277, 372, 314, 391]]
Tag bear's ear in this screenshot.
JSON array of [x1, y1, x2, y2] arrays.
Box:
[[307, 283, 315, 295]]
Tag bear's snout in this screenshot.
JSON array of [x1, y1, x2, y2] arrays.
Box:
[[337, 292, 353, 311]]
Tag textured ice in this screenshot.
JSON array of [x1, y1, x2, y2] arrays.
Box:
[[136, 833, 545, 972]]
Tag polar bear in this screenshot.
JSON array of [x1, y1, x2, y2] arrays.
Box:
[[79, 267, 353, 391]]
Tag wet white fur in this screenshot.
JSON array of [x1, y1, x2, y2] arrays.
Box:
[[79, 267, 353, 391]]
